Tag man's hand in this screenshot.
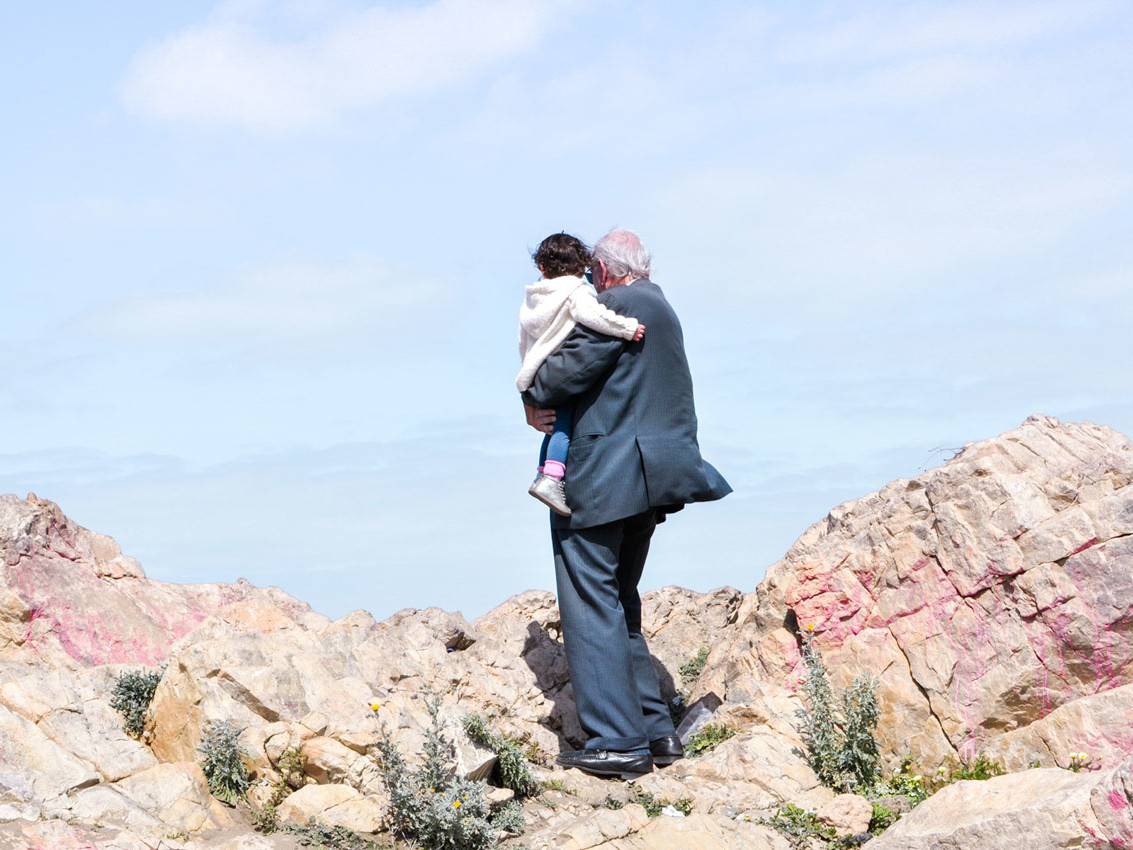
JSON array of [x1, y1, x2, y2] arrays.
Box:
[[632, 323, 646, 342], [524, 404, 556, 434]]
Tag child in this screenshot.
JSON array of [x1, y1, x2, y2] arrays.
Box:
[[517, 232, 645, 515]]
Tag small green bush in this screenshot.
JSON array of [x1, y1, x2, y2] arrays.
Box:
[[685, 723, 735, 757], [760, 804, 838, 850], [626, 787, 693, 819], [375, 695, 523, 849], [798, 629, 880, 792], [198, 720, 251, 805], [679, 647, 710, 686], [462, 714, 541, 798], [868, 801, 897, 833], [281, 818, 379, 849], [490, 801, 526, 835], [252, 745, 307, 833], [110, 669, 162, 739], [951, 753, 1006, 781], [668, 647, 710, 726]]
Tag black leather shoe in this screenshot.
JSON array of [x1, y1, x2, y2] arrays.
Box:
[[556, 749, 653, 780], [650, 734, 684, 766]]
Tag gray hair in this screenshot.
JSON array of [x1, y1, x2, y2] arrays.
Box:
[[592, 229, 651, 280]]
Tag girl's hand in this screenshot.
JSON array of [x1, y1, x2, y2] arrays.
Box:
[[632, 324, 646, 342]]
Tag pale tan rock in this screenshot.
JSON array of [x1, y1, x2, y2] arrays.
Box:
[[816, 793, 872, 837], [602, 812, 792, 850], [640, 585, 744, 699], [869, 762, 1133, 849], [113, 762, 235, 833], [553, 805, 652, 850], [213, 836, 280, 850], [0, 702, 99, 806], [0, 818, 153, 850], [148, 629, 375, 766], [301, 735, 359, 784], [64, 784, 165, 834], [0, 586, 29, 652], [684, 689, 832, 812], [38, 696, 157, 782], [276, 783, 386, 834], [980, 683, 1133, 770], [486, 786, 515, 806]]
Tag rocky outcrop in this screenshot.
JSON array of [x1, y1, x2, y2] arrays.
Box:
[[1, 415, 1132, 848], [699, 414, 1133, 768]]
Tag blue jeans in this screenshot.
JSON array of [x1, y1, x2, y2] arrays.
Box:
[[538, 404, 573, 467]]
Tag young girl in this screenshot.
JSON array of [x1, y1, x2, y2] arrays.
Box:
[[517, 232, 645, 515]]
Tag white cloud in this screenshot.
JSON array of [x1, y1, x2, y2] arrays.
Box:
[[120, 0, 574, 131], [775, 1, 1109, 63], [654, 150, 1130, 307], [87, 257, 453, 343]]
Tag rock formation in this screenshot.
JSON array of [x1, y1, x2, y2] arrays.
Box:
[[1, 414, 1131, 849]]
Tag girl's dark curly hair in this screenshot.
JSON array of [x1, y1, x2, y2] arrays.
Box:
[[533, 232, 591, 279]]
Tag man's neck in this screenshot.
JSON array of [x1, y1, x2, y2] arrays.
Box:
[[601, 274, 637, 291]]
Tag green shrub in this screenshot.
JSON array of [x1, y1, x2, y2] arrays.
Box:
[[461, 714, 541, 798], [798, 629, 880, 792], [109, 669, 162, 739], [251, 803, 279, 834], [951, 753, 1006, 781], [490, 801, 526, 835], [281, 818, 379, 849], [198, 720, 251, 805], [252, 746, 307, 833], [679, 647, 710, 686], [760, 804, 838, 850], [868, 801, 897, 833], [374, 695, 523, 849], [685, 723, 735, 757], [668, 647, 710, 726], [626, 787, 693, 819]]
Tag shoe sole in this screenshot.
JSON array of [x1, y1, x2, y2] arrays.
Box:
[[652, 755, 683, 767], [556, 760, 652, 780], [562, 767, 652, 780], [528, 487, 572, 517]]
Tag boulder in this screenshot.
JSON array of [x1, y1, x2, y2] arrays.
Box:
[[112, 762, 235, 833], [276, 783, 386, 834], [0, 703, 99, 807], [816, 793, 873, 838], [869, 759, 1133, 849], [979, 682, 1133, 770]]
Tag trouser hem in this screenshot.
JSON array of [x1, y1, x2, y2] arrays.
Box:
[[585, 735, 649, 752]]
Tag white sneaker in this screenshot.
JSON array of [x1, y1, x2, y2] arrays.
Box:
[[529, 473, 572, 516]]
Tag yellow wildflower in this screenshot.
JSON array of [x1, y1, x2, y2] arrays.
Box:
[[370, 703, 381, 711], [453, 800, 461, 808], [806, 624, 814, 632]]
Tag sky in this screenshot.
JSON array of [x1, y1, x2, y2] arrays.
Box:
[[2, 1, 1131, 624]]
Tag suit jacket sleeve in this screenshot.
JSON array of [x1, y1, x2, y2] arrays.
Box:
[[521, 324, 625, 408]]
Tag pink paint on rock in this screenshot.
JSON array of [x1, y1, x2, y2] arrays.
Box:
[[1112, 790, 1131, 811]]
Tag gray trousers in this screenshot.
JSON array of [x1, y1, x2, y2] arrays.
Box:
[[552, 509, 676, 751]]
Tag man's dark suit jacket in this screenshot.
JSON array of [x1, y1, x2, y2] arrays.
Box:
[[522, 279, 731, 529]]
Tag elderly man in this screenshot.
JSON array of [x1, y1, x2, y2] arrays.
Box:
[[522, 229, 731, 778]]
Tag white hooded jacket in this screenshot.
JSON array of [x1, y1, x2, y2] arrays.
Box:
[[516, 275, 640, 392]]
